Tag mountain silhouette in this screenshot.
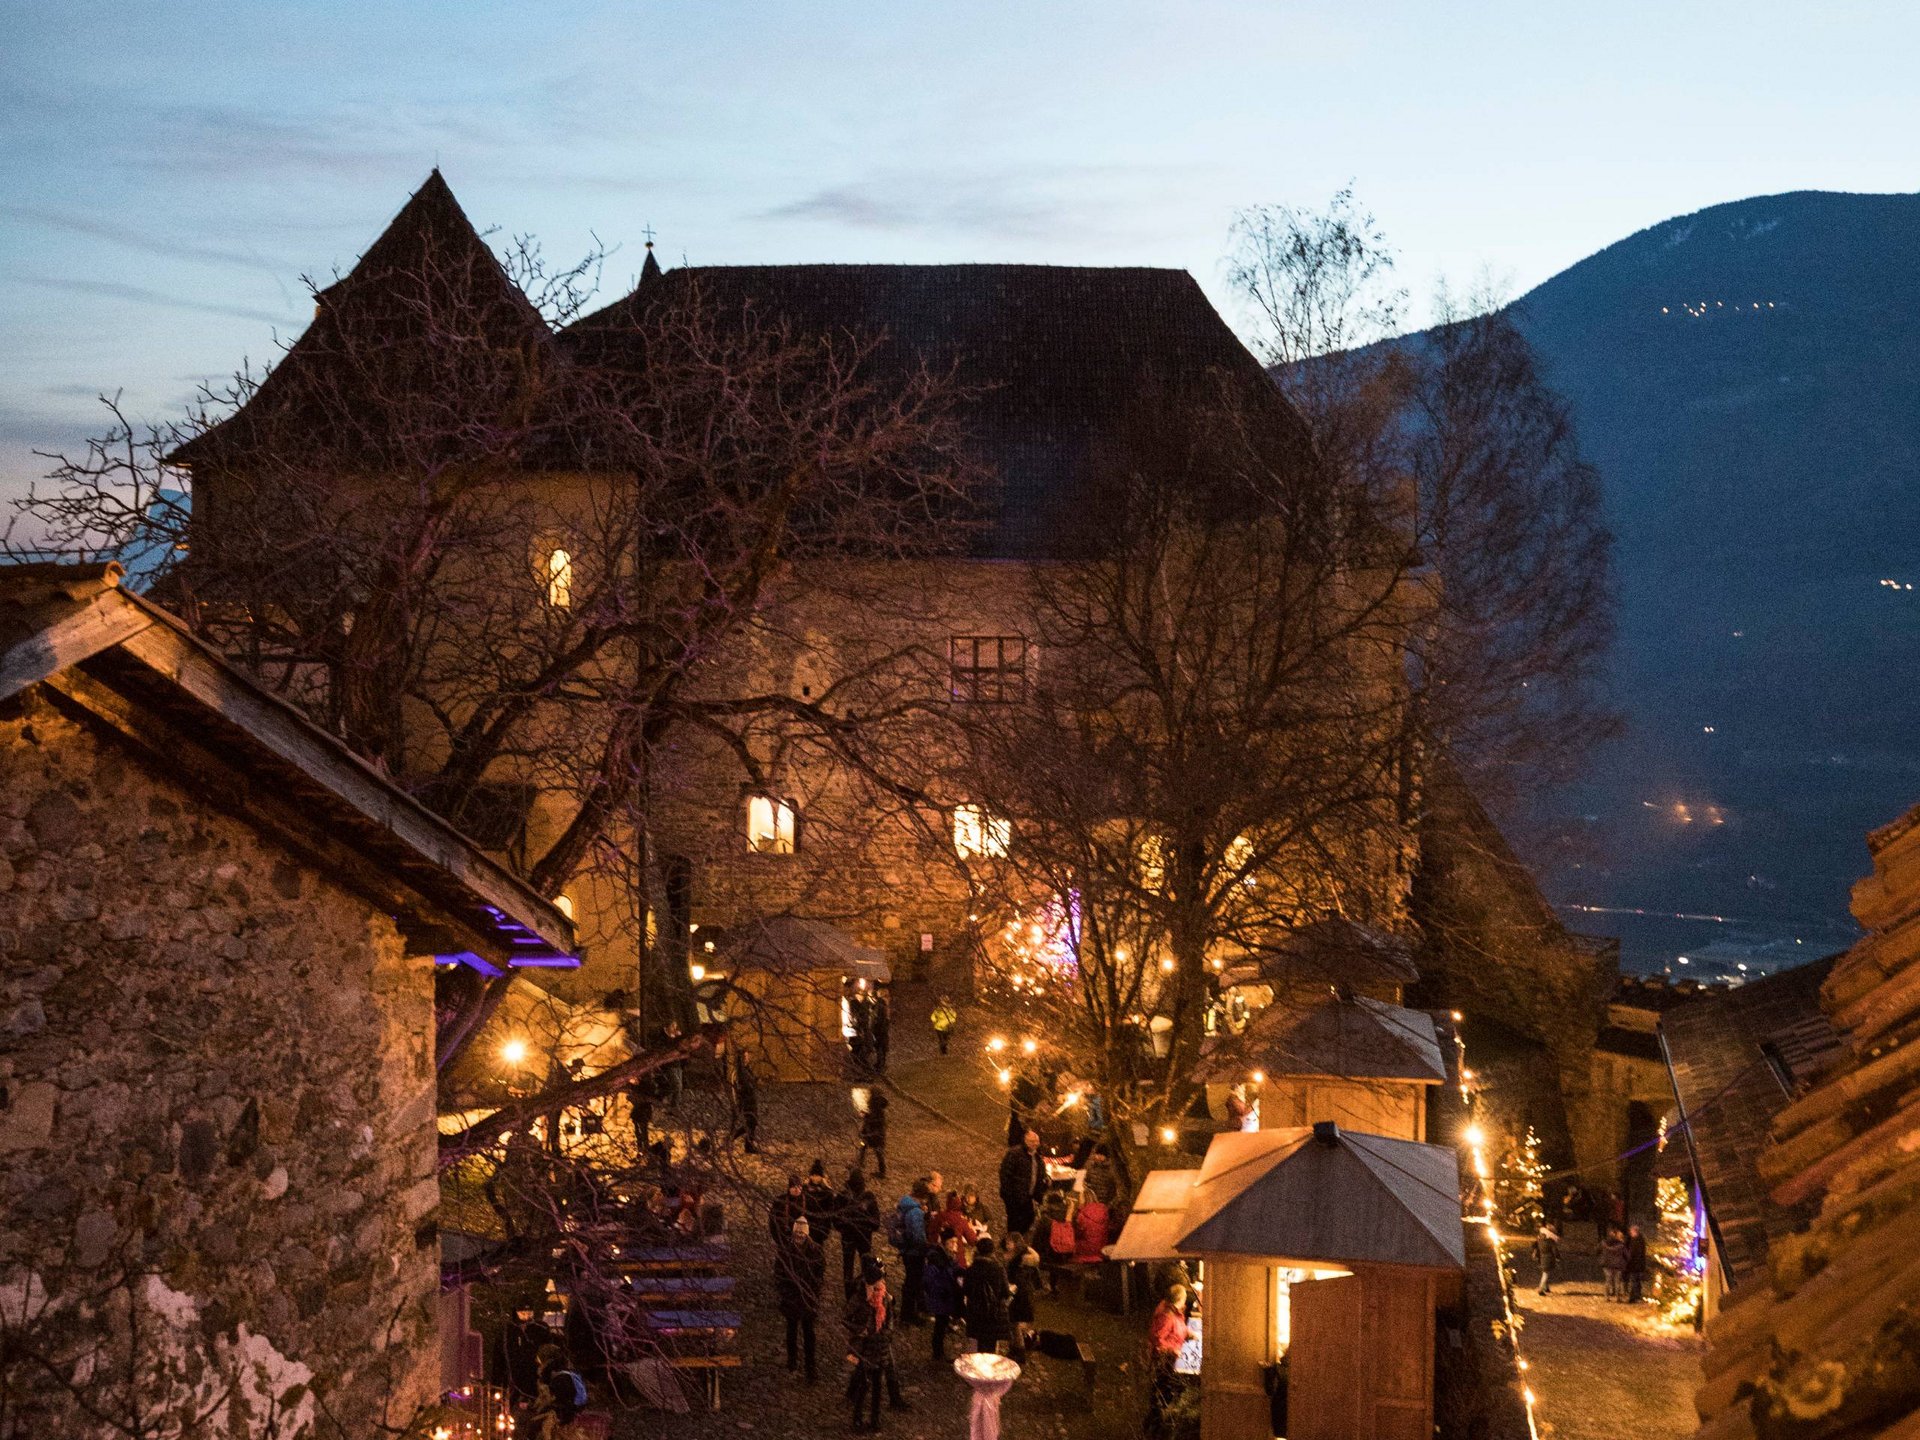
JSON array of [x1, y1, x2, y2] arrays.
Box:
[[1493, 190, 1920, 970]]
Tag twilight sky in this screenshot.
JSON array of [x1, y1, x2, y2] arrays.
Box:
[[2, 0, 1915, 503]]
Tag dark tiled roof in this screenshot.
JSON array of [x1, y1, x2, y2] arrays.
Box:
[[1201, 993, 1448, 1083], [1659, 957, 1846, 1285], [169, 171, 556, 471], [566, 262, 1305, 557]]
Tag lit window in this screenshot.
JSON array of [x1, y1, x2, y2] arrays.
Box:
[[949, 636, 1028, 703], [953, 803, 1010, 859], [545, 547, 574, 608], [553, 894, 574, 921], [746, 795, 797, 855]]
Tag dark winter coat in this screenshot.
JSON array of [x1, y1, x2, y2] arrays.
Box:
[[923, 1251, 962, 1319], [860, 1097, 889, 1147], [769, 1190, 807, 1246], [998, 1145, 1046, 1214], [1006, 1244, 1042, 1325], [776, 1234, 827, 1320], [1624, 1233, 1649, 1277], [845, 1288, 896, 1366], [962, 1257, 1011, 1344], [839, 1189, 882, 1251]]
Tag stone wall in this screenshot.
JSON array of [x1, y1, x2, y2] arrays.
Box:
[[0, 690, 440, 1437]]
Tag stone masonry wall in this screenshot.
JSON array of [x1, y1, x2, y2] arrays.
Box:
[[0, 690, 439, 1437]]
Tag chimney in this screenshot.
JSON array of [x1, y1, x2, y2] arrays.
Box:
[[1313, 1120, 1339, 1147]]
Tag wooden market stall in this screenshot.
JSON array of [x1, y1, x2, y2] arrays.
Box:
[[705, 916, 891, 1081], [1199, 994, 1449, 1143], [1110, 1123, 1466, 1440]]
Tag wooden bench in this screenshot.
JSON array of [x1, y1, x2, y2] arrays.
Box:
[[624, 1275, 736, 1304], [609, 1242, 731, 1276]]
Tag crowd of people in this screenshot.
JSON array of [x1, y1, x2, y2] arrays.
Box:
[[766, 1123, 1119, 1433]]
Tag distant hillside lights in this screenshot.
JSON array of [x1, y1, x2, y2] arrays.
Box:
[[1878, 578, 1914, 592], [1659, 300, 1778, 318]]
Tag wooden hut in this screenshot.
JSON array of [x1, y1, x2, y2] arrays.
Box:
[[1201, 994, 1448, 1143], [705, 916, 890, 1080], [1110, 1123, 1466, 1440]]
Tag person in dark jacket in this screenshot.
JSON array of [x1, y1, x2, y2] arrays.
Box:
[[871, 993, 892, 1073], [998, 1129, 1047, 1238], [530, 1344, 588, 1438], [777, 1216, 826, 1383], [1601, 1226, 1628, 1300], [1624, 1223, 1649, 1303], [923, 1235, 964, 1363], [770, 1173, 808, 1249], [845, 1260, 910, 1431], [962, 1238, 1011, 1355], [1007, 1069, 1044, 1145], [491, 1306, 554, 1411], [1001, 1231, 1042, 1352], [857, 1092, 889, 1179], [802, 1157, 840, 1234], [838, 1168, 883, 1298], [732, 1044, 761, 1154]]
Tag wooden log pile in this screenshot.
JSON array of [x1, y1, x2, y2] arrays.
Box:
[[1694, 802, 1920, 1440]]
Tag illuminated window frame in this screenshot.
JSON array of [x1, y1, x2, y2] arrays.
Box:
[[949, 635, 1029, 703], [953, 802, 1011, 859], [544, 546, 574, 609], [746, 794, 798, 855]]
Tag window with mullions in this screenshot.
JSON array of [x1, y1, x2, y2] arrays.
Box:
[[949, 635, 1028, 702], [746, 795, 798, 855]]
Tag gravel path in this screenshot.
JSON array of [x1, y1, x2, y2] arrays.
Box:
[[1511, 1232, 1702, 1440], [611, 985, 1152, 1440]]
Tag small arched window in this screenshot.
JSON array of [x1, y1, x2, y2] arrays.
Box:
[[545, 547, 574, 609]]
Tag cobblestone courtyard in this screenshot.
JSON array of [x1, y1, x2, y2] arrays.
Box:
[[1512, 1230, 1703, 1440]]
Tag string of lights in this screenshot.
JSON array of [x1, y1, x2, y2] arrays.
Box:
[[1454, 1018, 1543, 1440]]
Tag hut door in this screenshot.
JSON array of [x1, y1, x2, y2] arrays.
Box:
[[1283, 1274, 1362, 1439]]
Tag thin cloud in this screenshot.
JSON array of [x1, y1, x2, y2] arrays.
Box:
[[18, 276, 295, 328], [756, 165, 1201, 246], [0, 205, 286, 272]]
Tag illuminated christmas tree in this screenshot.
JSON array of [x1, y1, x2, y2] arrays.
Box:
[[1494, 1126, 1546, 1232], [1652, 1175, 1704, 1326]]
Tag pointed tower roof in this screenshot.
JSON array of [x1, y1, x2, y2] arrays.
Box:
[[638, 242, 663, 287], [1172, 1124, 1466, 1269], [169, 171, 553, 470]]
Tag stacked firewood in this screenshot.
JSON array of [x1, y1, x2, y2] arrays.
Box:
[[1694, 802, 1920, 1440]]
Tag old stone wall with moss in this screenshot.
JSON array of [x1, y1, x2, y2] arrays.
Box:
[[0, 691, 439, 1437]]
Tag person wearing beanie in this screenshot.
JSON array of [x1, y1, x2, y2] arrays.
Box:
[[776, 1214, 826, 1383], [770, 1173, 807, 1250]]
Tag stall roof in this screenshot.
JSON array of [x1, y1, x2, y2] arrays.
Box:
[[1175, 1124, 1465, 1270], [1234, 919, 1421, 992], [1135, 1168, 1204, 1212], [1200, 994, 1447, 1084], [1107, 1210, 1190, 1262], [726, 915, 891, 982], [0, 563, 576, 971]]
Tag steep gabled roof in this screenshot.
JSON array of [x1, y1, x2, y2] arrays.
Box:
[[168, 170, 555, 472], [0, 562, 575, 971], [566, 262, 1307, 557]]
